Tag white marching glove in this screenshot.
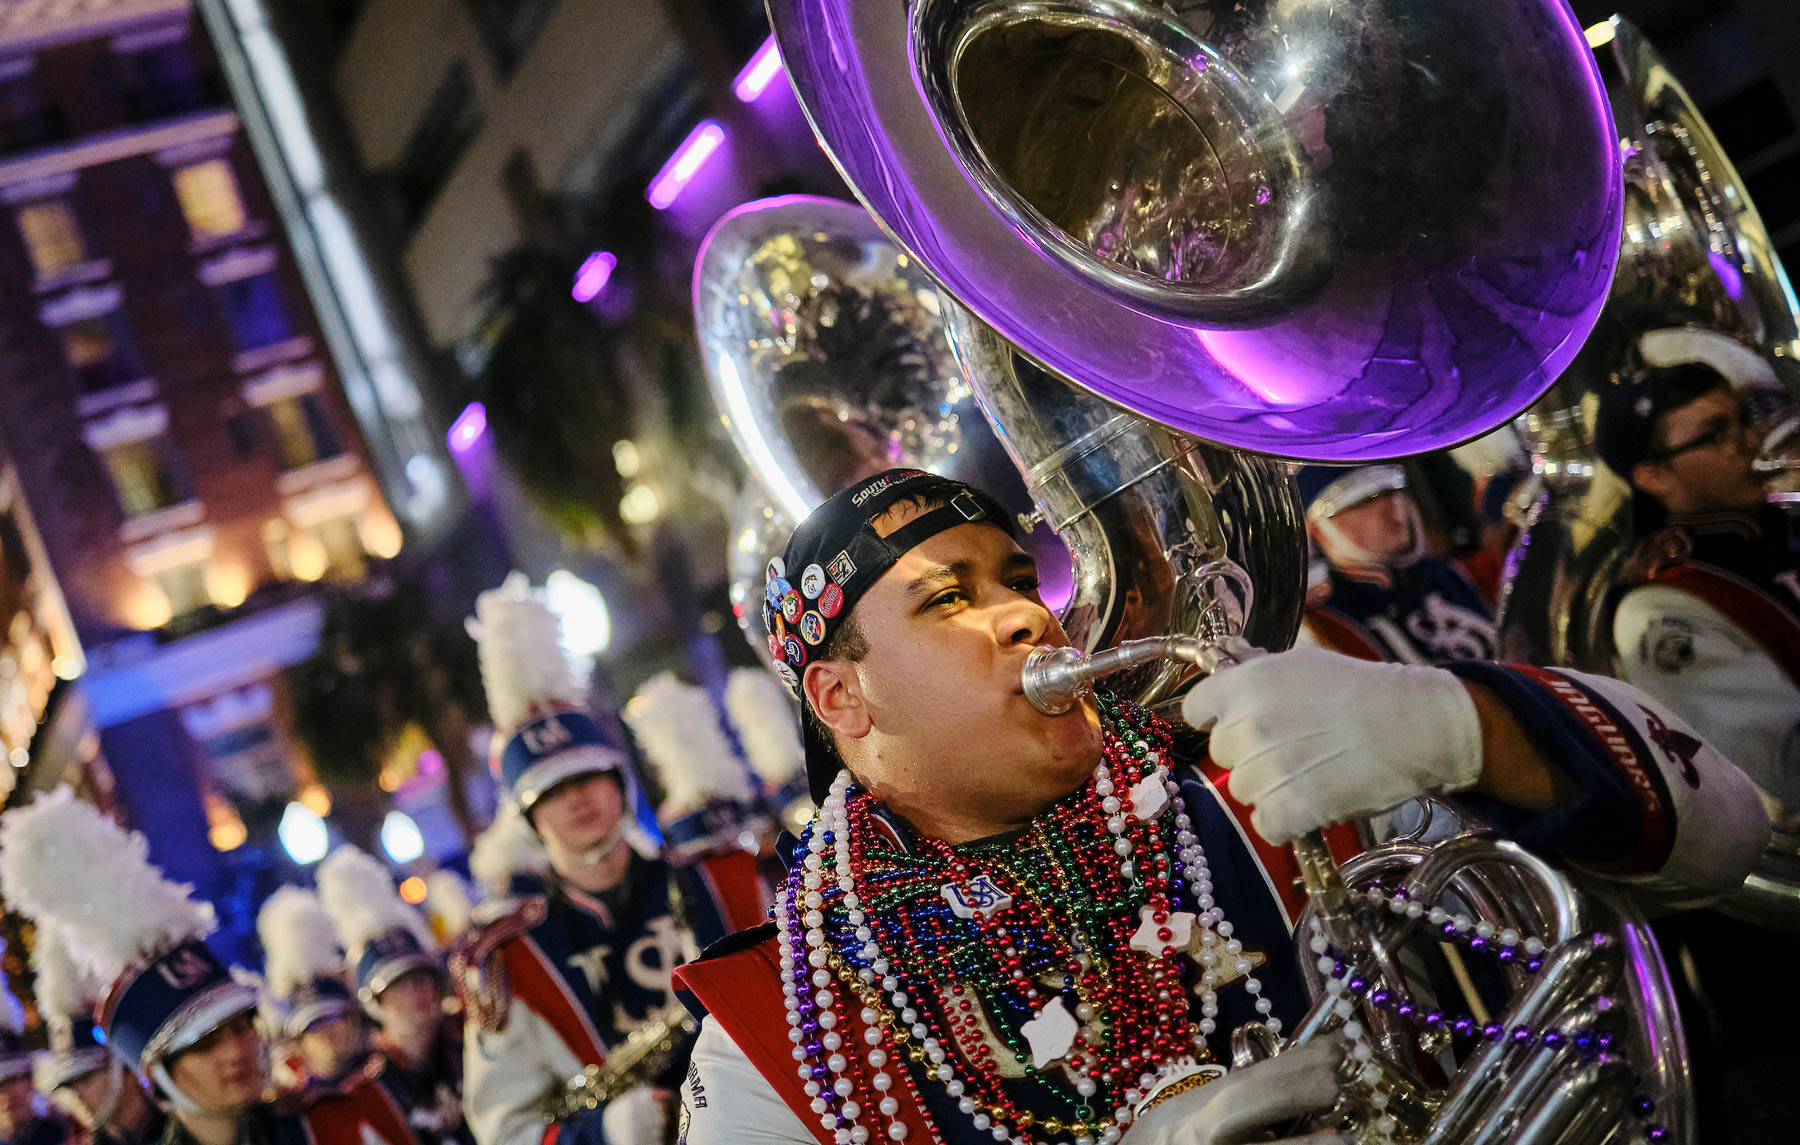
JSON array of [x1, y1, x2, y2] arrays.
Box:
[[1127, 1038, 1351, 1145], [599, 1085, 668, 1145], [1181, 646, 1483, 843]]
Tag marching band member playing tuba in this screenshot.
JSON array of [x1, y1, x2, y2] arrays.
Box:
[[674, 469, 1771, 1145], [455, 575, 768, 1145], [0, 788, 422, 1145], [1595, 359, 1800, 824], [1594, 356, 1800, 1141]]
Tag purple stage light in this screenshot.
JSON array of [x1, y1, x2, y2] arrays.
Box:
[[572, 251, 617, 301], [734, 36, 783, 102], [647, 121, 725, 210], [448, 402, 487, 453]]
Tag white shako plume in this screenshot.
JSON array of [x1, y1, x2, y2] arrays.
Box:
[[28, 922, 115, 1095], [31, 922, 105, 1033], [724, 667, 806, 790], [255, 886, 344, 1002], [624, 673, 753, 817], [315, 845, 431, 966], [466, 571, 589, 733], [423, 871, 474, 939], [0, 785, 217, 982], [468, 801, 549, 900]]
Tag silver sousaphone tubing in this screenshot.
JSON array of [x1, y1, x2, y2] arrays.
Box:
[[696, 195, 1309, 699]]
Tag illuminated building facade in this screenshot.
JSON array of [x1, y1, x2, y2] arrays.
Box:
[[0, 428, 104, 809], [0, 0, 400, 929]]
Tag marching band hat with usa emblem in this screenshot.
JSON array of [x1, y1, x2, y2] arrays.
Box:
[[467, 572, 633, 814], [317, 846, 440, 1005], [0, 787, 258, 1074], [255, 886, 356, 1040]]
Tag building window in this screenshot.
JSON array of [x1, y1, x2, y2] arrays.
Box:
[[15, 199, 89, 278], [155, 562, 210, 617], [117, 34, 214, 121], [467, 0, 557, 78], [101, 436, 190, 519], [393, 61, 481, 228], [266, 393, 342, 471], [173, 160, 247, 243], [0, 67, 65, 156], [214, 272, 292, 352], [317, 517, 368, 580], [60, 311, 146, 395]]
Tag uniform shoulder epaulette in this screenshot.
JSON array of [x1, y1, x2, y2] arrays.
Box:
[[461, 896, 545, 957], [675, 923, 778, 1022], [449, 896, 546, 1034]]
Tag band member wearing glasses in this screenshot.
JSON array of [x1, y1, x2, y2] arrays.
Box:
[[1595, 358, 1800, 1143], [673, 468, 1769, 1145], [1595, 360, 1800, 825]]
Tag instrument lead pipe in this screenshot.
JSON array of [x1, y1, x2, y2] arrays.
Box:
[[1021, 637, 1362, 951]]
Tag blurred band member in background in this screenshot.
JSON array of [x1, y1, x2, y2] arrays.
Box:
[[1297, 465, 1499, 664]]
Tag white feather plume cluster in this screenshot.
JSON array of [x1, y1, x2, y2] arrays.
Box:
[[0, 786, 216, 981], [625, 674, 753, 817], [724, 668, 805, 786], [31, 923, 105, 1025], [467, 571, 587, 733], [315, 846, 431, 961], [424, 872, 474, 938], [256, 887, 344, 1001], [468, 803, 548, 899]]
